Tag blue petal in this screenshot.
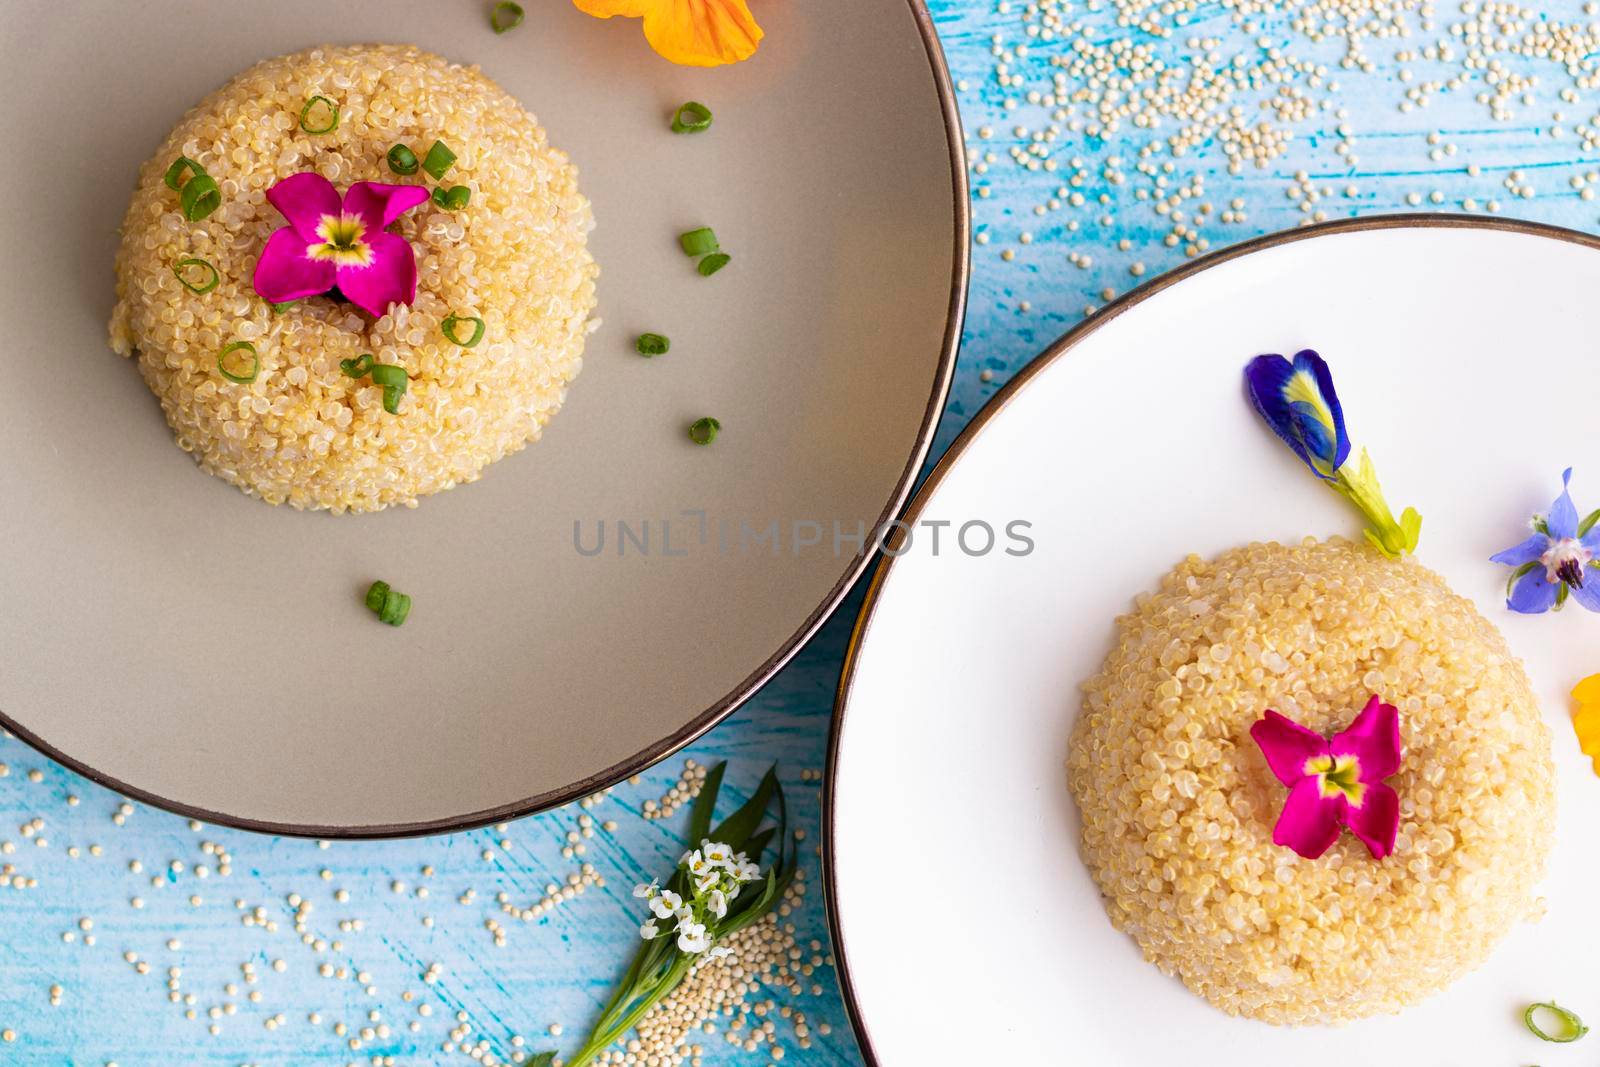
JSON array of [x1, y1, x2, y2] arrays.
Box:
[[1490, 533, 1548, 567], [1583, 527, 1600, 554], [1293, 350, 1350, 472], [1244, 354, 1311, 468], [1244, 352, 1346, 481], [1289, 400, 1337, 470], [1572, 571, 1600, 613], [1548, 467, 1580, 540], [1508, 566, 1560, 614]]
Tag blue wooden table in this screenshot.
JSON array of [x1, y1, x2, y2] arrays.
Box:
[[7, 1, 1600, 1061]]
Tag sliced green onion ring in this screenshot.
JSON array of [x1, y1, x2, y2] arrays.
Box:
[[387, 144, 419, 175], [688, 416, 721, 446], [217, 341, 259, 384], [697, 252, 732, 277], [491, 1, 525, 33], [379, 589, 412, 626], [340, 353, 375, 378], [1525, 1001, 1588, 1042], [441, 314, 486, 348], [679, 227, 720, 256], [422, 140, 457, 180], [431, 184, 471, 210], [364, 580, 411, 626], [179, 174, 221, 222], [299, 95, 340, 135], [635, 333, 670, 357], [670, 102, 714, 133], [370, 363, 409, 414], [368, 364, 408, 388], [163, 156, 206, 192], [173, 258, 219, 294]]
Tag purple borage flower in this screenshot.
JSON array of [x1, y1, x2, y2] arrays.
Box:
[[1491, 468, 1600, 614], [1244, 350, 1422, 559], [252, 172, 430, 318], [1250, 696, 1403, 861]]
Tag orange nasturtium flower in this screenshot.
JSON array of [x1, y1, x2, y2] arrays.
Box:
[[1573, 674, 1600, 774], [573, 0, 764, 67]]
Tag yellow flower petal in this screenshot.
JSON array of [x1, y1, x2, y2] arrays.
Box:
[[573, 0, 654, 16], [1576, 716, 1600, 755], [642, 0, 763, 66], [1574, 672, 1600, 708], [574, 0, 763, 67], [1572, 674, 1600, 776]]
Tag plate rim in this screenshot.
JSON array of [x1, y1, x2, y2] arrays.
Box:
[[820, 212, 1600, 1064], [0, 0, 969, 840]]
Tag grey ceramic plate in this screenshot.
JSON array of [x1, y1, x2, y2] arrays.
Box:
[[0, 0, 965, 834]]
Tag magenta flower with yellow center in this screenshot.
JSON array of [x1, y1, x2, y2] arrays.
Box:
[[252, 172, 430, 318], [1250, 695, 1402, 860]]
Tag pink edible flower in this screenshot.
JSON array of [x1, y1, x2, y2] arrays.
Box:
[[1249, 695, 1402, 860], [252, 172, 430, 318]]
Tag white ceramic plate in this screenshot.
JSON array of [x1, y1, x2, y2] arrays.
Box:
[[826, 218, 1600, 1065], [0, 0, 963, 834]]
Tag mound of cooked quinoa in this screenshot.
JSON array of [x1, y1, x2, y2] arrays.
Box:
[[109, 44, 598, 512], [1068, 538, 1554, 1025]]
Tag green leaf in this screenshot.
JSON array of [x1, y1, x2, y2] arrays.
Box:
[[710, 765, 779, 850], [528, 1054, 556, 1067], [1556, 582, 1570, 609], [1580, 508, 1600, 538], [719, 869, 774, 925], [743, 827, 777, 867], [687, 761, 726, 848]]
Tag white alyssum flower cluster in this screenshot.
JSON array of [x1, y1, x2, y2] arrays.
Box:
[[633, 840, 762, 958]]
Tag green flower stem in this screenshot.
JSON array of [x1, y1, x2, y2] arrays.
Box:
[[1330, 448, 1421, 560], [566, 955, 694, 1067]]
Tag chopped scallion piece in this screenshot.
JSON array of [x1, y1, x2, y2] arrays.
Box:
[[697, 252, 731, 276], [679, 228, 720, 256], [299, 95, 340, 135], [368, 364, 408, 388], [217, 341, 259, 384], [379, 589, 412, 626], [179, 174, 221, 222], [340, 354, 375, 378], [671, 101, 714, 133], [1525, 1002, 1588, 1043], [364, 580, 411, 626], [369, 363, 409, 414], [163, 156, 206, 192], [431, 184, 471, 211], [173, 258, 219, 294], [491, 1, 525, 33], [422, 140, 457, 180], [635, 333, 671, 357], [441, 314, 485, 348], [387, 144, 419, 175], [688, 417, 721, 446]]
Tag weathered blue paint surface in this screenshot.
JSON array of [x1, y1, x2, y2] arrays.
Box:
[[7, 0, 1600, 1061]]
